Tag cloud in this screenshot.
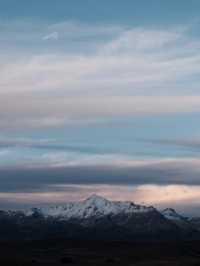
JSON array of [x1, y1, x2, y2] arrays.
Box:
[[0, 21, 200, 129], [48, 21, 123, 39], [1, 157, 200, 193], [0, 137, 55, 148], [0, 94, 200, 128], [1, 23, 199, 95], [1, 21, 200, 213], [0, 153, 200, 214], [43, 32, 59, 41], [101, 27, 182, 54], [143, 138, 200, 151]]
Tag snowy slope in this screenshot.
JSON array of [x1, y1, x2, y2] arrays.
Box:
[[162, 208, 185, 221], [26, 195, 155, 220]]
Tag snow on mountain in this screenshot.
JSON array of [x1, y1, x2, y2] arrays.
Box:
[[26, 194, 155, 220], [162, 208, 185, 221], [1, 196, 198, 240]]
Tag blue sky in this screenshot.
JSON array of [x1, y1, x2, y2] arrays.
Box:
[[1, 0, 200, 214], [1, 0, 200, 26]]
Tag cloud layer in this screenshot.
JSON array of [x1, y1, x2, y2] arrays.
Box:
[[1, 20, 200, 214], [1, 21, 200, 129]]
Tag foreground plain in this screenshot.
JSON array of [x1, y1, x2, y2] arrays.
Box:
[[1, 239, 200, 266]]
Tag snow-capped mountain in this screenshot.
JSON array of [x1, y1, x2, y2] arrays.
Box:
[[0, 195, 199, 241], [27, 194, 155, 220]]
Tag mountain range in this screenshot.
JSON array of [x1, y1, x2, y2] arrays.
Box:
[[0, 195, 199, 241]]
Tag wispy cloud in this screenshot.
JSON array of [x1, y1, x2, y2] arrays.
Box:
[[43, 31, 59, 41], [1, 21, 200, 128], [142, 138, 200, 150], [1, 94, 200, 128], [1, 22, 199, 94]]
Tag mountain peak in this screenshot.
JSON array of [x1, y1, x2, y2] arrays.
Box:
[[163, 208, 177, 214], [28, 195, 155, 221], [162, 208, 183, 220], [84, 194, 109, 204]]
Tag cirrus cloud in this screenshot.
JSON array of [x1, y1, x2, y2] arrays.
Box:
[[1, 21, 200, 129]]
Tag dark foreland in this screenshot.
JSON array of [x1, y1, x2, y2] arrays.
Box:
[[1, 195, 200, 265], [1, 239, 200, 266]]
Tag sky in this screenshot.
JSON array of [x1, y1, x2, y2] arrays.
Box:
[[1, 0, 200, 215]]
